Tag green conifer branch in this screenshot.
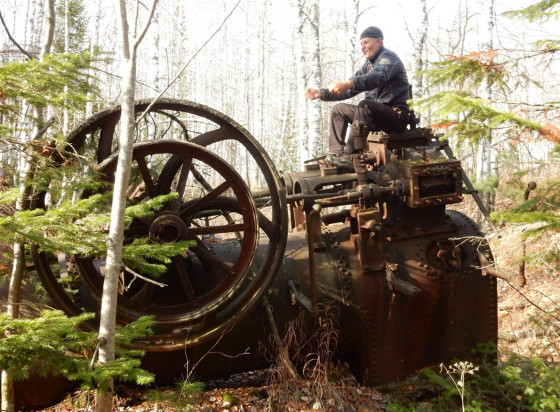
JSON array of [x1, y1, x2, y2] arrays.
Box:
[[503, 0, 559, 23], [413, 91, 542, 144], [0, 310, 155, 389], [426, 56, 508, 93], [491, 181, 560, 263], [0, 52, 100, 112], [0, 189, 194, 277]]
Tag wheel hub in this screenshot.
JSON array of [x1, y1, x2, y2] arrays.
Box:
[[149, 214, 187, 243]]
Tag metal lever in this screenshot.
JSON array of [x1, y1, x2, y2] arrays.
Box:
[[434, 137, 497, 230]]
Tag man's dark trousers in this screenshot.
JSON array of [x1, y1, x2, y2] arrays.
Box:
[[329, 101, 406, 153]]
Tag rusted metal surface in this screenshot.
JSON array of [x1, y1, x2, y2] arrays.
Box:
[[283, 126, 498, 384], [31, 100, 288, 352], [29, 100, 499, 397], [9, 372, 76, 411]]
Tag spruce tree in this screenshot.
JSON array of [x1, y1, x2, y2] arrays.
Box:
[[412, 0, 559, 264], [490, 1, 560, 267]]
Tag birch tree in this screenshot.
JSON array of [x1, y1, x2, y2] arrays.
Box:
[[303, 0, 322, 158], [295, 0, 309, 165], [476, 0, 497, 218], [410, 0, 429, 124], [95, 1, 158, 410], [344, 0, 360, 79], [344, 0, 375, 79], [1, 1, 55, 410]]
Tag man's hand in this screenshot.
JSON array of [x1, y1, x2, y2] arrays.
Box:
[[305, 87, 322, 100], [329, 79, 353, 94]]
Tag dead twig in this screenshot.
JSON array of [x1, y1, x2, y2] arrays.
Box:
[[262, 295, 300, 380]]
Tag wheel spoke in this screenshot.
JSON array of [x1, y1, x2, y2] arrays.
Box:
[[191, 238, 232, 275], [129, 283, 156, 304], [193, 128, 229, 146], [172, 255, 197, 301], [257, 212, 274, 237], [124, 225, 149, 243], [173, 157, 193, 211], [181, 181, 232, 217], [188, 223, 245, 236], [98, 120, 118, 162], [135, 155, 158, 198]]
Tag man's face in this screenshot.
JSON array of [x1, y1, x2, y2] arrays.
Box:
[[361, 37, 382, 59]]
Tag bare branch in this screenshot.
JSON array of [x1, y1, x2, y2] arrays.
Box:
[[0, 10, 35, 59], [182, 326, 249, 384], [133, 0, 159, 50], [122, 264, 168, 289], [263, 295, 300, 380]]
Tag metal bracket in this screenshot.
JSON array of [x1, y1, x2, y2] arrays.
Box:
[[288, 280, 316, 313], [385, 266, 422, 296]]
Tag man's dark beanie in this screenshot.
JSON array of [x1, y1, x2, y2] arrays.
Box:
[[360, 26, 383, 39]]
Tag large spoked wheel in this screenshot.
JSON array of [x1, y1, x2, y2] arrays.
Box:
[[32, 99, 288, 350]]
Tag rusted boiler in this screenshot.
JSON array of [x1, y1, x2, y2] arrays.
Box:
[[30, 99, 497, 387]]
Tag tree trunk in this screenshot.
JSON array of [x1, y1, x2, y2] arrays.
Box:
[[345, 0, 360, 79], [476, 0, 496, 225], [295, 0, 309, 165], [95, 57, 136, 411], [1, 1, 55, 410], [95, 1, 157, 410], [0, 243, 24, 412], [307, 0, 322, 157], [412, 0, 429, 123], [63, 0, 70, 135]]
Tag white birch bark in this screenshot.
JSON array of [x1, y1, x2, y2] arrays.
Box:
[[307, 0, 322, 158], [345, 0, 360, 79], [295, 0, 309, 166], [63, 0, 70, 135], [412, 0, 428, 123], [476, 0, 496, 217], [1, 1, 55, 410], [0, 244, 24, 412], [95, 1, 158, 410], [86, 3, 102, 118]]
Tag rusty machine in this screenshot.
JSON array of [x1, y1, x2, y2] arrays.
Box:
[[31, 99, 497, 386]]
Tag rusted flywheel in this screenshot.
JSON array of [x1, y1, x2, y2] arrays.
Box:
[[31, 99, 288, 350]]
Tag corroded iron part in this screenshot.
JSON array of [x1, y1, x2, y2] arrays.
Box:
[[31, 99, 288, 350], [282, 127, 498, 384], [28, 100, 498, 390]]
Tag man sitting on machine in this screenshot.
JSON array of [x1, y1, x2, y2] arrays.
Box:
[[304, 26, 410, 156]]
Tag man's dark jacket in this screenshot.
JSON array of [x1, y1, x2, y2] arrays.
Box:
[[320, 46, 409, 110]]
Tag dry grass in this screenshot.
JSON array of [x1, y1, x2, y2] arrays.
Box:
[[264, 305, 384, 411]]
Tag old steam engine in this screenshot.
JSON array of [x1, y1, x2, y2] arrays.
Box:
[[32, 99, 497, 385]]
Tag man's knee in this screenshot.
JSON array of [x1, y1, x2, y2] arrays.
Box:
[[332, 102, 358, 118], [332, 103, 349, 117]]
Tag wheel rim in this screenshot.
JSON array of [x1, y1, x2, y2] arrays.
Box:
[[32, 99, 288, 350], [80, 140, 257, 321]]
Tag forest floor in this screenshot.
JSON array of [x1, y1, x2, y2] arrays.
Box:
[[3, 198, 559, 412]]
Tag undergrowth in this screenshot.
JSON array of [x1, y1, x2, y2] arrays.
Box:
[[386, 341, 560, 411], [264, 304, 382, 412]]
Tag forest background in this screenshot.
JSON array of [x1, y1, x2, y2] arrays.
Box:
[[0, 0, 559, 410], [2, 0, 558, 179]]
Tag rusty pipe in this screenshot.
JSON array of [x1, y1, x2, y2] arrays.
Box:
[[306, 203, 322, 318]]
